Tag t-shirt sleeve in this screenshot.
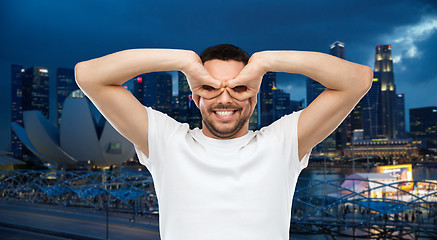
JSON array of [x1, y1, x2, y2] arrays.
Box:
[[263, 109, 312, 176], [287, 109, 311, 173], [133, 106, 185, 174]]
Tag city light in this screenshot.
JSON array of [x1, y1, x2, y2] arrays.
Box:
[[38, 68, 48, 73]]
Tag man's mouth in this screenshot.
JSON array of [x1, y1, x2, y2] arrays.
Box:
[[213, 110, 237, 120]]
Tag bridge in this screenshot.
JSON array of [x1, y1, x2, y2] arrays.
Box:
[[1, 170, 436, 239]]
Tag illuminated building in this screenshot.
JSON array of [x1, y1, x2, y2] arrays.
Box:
[[259, 72, 276, 127], [344, 138, 423, 159], [290, 99, 304, 112], [11, 65, 27, 160], [22, 66, 50, 118], [249, 99, 259, 130], [133, 75, 144, 104], [410, 106, 437, 149], [361, 71, 384, 139], [178, 72, 190, 123], [56, 68, 78, 127], [341, 173, 397, 198], [396, 93, 406, 138], [143, 72, 172, 115], [374, 45, 397, 139], [377, 164, 413, 191], [272, 88, 291, 121], [11, 65, 49, 161], [177, 72, 202, 128]]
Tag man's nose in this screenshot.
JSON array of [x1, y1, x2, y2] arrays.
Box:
[[216, 87, 233, 104]]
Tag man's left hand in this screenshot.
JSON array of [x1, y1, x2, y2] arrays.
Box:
[[225, 52, 268, 101]]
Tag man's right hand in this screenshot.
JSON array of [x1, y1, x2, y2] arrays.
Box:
[[181, 53, 225, 100], [225, 52, 267, 101]]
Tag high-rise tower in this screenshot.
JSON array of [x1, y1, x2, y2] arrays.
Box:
[[11, 65, 25, 159], [56, 68, 78, 127], [362, 72, 384, 139], [11, 65, 49, 161], [396, 93, 406, 139], [374, 45, 397, 139], [259, 72, 276, 128], [143, 72, 172, 115], [22, 66, 50, 119]]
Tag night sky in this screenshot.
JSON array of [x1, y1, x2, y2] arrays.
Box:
[[1, 0, 436, 152]]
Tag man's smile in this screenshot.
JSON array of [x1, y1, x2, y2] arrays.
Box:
[[213, 110, 238, 120]]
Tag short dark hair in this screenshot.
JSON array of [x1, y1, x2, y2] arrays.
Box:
[[200, 44, 249, 65]]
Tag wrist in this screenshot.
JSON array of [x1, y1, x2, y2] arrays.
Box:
[[251, 51, 275, 73], [179, 50, 200, 72], [254, 50, 301, 73]]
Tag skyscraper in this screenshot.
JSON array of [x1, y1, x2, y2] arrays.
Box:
[[361, 72, 384, 139], [374, 45, 397, 139], [178, 72, 191, 123], [248, 100, 259, 130], [11, 65, 25, 159], [133, 75, 144, 104], [290, 99, 304, 112], [56, 68, 78, 127], [396, 93, 406, 139], [22, 66, 50, 119], [329, 41, 345, 58], [11, 65, 49, 161], [259, 72, 276, 128], [143, 72, 172, 115], [409, 107, 437, 149], [272, 88, 291, 121]]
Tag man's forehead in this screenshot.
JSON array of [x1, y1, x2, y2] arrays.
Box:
[[203, 59, 245, 81]]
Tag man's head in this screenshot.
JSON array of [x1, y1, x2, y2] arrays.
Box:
[[193, 44, 256, 139], [200, 44, 249, 65]]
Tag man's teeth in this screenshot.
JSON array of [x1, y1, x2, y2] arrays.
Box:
[[215, 111, 234, 117]]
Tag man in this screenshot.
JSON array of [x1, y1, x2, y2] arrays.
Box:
[[75, 44, 373, 240]]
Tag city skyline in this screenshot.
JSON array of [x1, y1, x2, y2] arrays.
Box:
[[1, 0, 437, 151]]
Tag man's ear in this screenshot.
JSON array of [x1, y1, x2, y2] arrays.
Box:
[[192, 93, 200, 109]]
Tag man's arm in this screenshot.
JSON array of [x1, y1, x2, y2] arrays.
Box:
[[264, 51, 373, 161], [74, 49, 197, 158], [239, 51, 373, 162]]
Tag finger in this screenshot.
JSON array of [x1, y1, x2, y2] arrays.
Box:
[[194, 87, 224, 100], [226, 87, 256, 101], [203, 76, 224, 90]]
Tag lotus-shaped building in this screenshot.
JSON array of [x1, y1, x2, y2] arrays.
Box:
[[12, 90, 135, 168]]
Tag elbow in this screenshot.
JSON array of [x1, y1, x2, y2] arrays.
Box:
[[358, 66, 373, 93], [74, 61, 92, 88], [74, 62, 85, 86]]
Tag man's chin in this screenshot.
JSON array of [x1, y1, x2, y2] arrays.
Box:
[[204, 121, 241, 139]]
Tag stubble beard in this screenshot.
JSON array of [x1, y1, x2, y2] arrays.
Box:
[[201, 104, 251, 139]]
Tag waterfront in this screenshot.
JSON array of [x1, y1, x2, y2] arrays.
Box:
[[0, 165, 436, 239], [292, 165, 437, 239]]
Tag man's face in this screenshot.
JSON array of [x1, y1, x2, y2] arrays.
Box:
[[196, 59, 255, 139]]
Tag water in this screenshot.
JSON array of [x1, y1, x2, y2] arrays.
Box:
[[300, 166, 437, 182]]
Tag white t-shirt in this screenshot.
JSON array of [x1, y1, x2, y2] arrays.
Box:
[[134, 106, 312, 240]]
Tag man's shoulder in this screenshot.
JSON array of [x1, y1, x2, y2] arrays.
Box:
[[260, 110, 303, 130], [146, 107, 190, 132]]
